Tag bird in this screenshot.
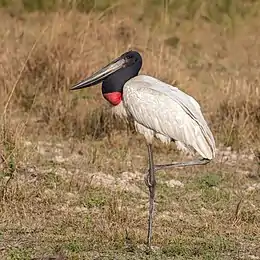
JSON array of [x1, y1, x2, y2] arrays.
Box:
[[70, 50, 216, 248]]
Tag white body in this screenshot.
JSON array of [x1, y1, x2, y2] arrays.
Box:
[[112, 75, 216, 160]]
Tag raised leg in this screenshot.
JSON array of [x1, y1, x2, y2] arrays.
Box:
[[145, 144, 156, 249], [154, 158, 210, 172]]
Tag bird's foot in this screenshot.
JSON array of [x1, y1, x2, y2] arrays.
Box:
[[144, 170, 151, 187], [144, 170, 157, 189]]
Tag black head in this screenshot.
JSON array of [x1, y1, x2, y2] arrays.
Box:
[[102, 50, 142, 95], [70, 50, 142, 91]]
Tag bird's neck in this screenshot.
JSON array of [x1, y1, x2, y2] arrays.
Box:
[[102, 67, 139, 106]]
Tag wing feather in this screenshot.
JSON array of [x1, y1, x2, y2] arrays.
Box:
[[123, 75, 216, 159]]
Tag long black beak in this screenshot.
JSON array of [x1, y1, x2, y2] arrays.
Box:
[[70, 55, 127, 90]]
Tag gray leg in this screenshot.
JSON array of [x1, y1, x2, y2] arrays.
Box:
[[154, 158, 210, 172], [144, 155, 210, 248], [145, 144, 156, 249]]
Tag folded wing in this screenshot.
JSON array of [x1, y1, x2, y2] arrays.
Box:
[[123, 75, 216, 159]]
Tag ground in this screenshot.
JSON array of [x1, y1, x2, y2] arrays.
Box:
[[0, 137, 259, 259]]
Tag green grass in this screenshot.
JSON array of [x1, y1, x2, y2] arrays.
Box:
[[161, 236, 236, 259], [7, 248, 32, 260]]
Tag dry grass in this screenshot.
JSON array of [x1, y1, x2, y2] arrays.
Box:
[[0, 7, 259, 148], [0, 2, 260, 259]]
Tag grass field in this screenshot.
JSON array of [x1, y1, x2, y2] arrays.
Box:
[[0, 1, 260, 259]]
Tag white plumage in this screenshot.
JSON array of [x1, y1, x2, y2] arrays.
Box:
[[113, 75, 216, 160]]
